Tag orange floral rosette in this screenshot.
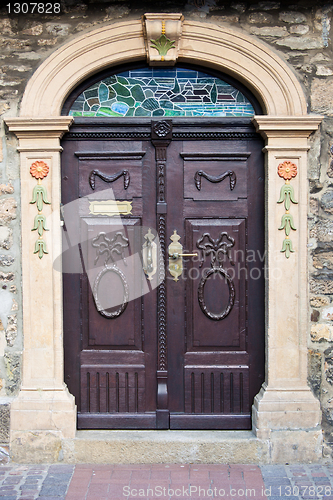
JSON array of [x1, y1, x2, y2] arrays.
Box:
[[277, 161, 297, 181], [30, 161, 49, 180]]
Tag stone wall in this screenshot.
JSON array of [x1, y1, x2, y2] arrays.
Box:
[[0, 0, 332, 453]]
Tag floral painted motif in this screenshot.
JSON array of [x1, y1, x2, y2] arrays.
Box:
[[277, 161, 297, 181], [30, 160, 49, 180], [277, 161, 298, 258], [30, 161, 50, 259]]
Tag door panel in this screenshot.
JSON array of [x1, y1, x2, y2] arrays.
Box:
[[62, 117, 264, 430]]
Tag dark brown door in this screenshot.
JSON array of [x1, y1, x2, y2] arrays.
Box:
[[62, 117, 264, 430]]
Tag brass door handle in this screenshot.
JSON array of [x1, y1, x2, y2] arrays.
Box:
[[170, 252, 198, 259], [142, 228, 157, 280], [168, 230, 197, 281]]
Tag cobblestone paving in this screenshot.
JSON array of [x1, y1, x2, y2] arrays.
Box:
[[0, 464, 74, 500], [261, 464, 333, 500], [0, 463, 333, 499]]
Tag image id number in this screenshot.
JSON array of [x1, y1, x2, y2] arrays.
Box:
[[279, 485, 332, 497], [6, 3, 61, 14]]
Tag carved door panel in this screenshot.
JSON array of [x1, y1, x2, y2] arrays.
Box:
[[62, 118, 264, 430], [166, 131, 265, 429]]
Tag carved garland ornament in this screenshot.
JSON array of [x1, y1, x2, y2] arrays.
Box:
[[277, 161, 298, 258], [91, 231, 129, 319], [196, 232, 236, 321], [30, 161, 50, 259]]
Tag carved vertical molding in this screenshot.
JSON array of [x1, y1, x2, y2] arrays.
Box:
[[151, 120, 172, 428]]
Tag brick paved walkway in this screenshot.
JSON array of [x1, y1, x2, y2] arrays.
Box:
[[0, 463, 333, 499]]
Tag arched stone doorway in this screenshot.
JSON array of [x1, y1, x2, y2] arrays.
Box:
[[5, 16, 323, 462]]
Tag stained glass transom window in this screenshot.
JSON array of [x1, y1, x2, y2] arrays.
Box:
[[69, 67, 255, 118]]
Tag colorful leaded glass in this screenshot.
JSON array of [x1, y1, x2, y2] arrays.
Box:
[[69, 67, 255, 118]]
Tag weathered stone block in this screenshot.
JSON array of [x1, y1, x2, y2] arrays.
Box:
[[45, 23, 70, 37], [22, 24, 43, 36], [0, 184, 14, 195], [308, 349, 322, 398], [311, 309, 320, 322], [311, 323, 332, 341], [231, 3, 247, 13], [308, 133, 321, 180], [310, 218, 333, 242], [311, 79, 333, 115], [0, 272, 14, 282], [37, 39, 58, 47], [0, 255, 14, 267], [276, 36, 324, 50], [14, 51, 41, 60], [316, 65, 333, 76], [0, 405, 10, 445], [5, 315, 17, 347], [313, 251, 333, 270], [249, 2, 280, 10], [250, 26, 287, 36], [289, 25, 309, 34], [320, 190, 333, 214], [310, 277, 333, 295], [4, 352, 21, 395], [0, 227, 13, 250], [0, 19, 14, 36], [247, 12, 274, 24], [279, 11, 307, 23], [0, 199, 17, 225], [322, 307, 333, 320], [310, 296, 331, 307], [105, 6, 130, 19]]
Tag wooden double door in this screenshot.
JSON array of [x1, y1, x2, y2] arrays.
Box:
[[62, 117, 264, 430]]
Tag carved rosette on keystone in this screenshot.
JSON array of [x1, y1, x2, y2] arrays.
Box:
[[30, 161, 50, 259], [277, 161, 298, 258]]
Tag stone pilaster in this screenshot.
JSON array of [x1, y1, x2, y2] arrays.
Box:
[[4, 118, 76, 455], [252, 116, 323, 442]]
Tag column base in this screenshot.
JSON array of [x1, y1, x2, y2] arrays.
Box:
[[252, 383, 321, 439], [10, 385, 76, 438], [10, 385, 76, 463]]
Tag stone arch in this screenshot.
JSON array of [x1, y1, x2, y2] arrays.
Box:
[[19, 19, 306, 118]]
